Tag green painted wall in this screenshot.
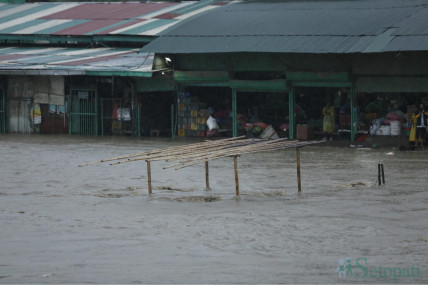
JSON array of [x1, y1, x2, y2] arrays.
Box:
[[136, 77, 174, 93], [171, 51, 428, 92]]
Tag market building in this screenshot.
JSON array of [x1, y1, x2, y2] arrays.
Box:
[[1, 0, 428, 142], [141, 0, 428, 141], [0, 0, 230, 136]]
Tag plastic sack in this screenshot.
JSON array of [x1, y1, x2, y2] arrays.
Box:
[[206, 116, 219, 131]]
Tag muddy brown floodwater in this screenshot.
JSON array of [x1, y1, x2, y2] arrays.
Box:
[[0, 134, 427, 284]]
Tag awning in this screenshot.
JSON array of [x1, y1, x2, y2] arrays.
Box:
[[0, 47, 154, 77]]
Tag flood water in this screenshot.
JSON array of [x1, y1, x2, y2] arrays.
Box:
[[0, 134, 427, 283]]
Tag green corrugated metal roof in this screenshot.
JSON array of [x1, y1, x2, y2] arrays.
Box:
[[142, 0, 428, 54]]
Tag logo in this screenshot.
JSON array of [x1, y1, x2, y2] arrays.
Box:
[[336, 257, 420, 281]]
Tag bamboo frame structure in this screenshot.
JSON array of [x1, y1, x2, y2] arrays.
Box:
[[80, 137, 324, 196]]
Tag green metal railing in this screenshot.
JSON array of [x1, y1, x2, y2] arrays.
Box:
[[0, 87, 6, 134], [68, 88, 98, 136]]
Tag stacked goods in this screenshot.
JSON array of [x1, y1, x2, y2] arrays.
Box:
[[379, 125, 391, 136], [390, 120, 401, 136], [177, 92, 206, 137], [177, 92, 190, 136], [197, 110, 209, 137]]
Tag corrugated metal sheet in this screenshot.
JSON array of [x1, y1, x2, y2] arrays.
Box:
[[0, 47, 154, 76], [142, 0, 428, 54], [0, 1, 228, 37]]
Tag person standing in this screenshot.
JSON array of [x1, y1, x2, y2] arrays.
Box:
[[414, 103, 428, 147], [323, 101, 335, 140]]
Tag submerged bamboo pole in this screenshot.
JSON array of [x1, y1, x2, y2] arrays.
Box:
[[205, 160, 210, 190], [234, 155, 239, 196], [147, 160, 152, 194], [296, 147, 301, 193]]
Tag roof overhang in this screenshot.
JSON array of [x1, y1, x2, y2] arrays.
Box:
[[0, 47, 155, 77]]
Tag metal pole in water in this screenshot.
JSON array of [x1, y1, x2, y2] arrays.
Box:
[[147, 160, 152, 194], [296, 147, 302, 192], [234, 155, 239, 196], [381, 163, 385, 185], [205, 160, 210, 190]]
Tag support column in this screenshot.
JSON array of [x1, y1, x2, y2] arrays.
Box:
[[350, 80, 357, 141], [288, 84, 295, 139], [137, 105, 141, 139], [68, 89, 72, 135], [94, 88, 98, 136], [171, 104, 175, 138], [232, 89, 237, 138]]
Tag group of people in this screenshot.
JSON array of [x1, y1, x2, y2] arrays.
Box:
[[322, 99, 428, 147], [410, 104, 428, 147]]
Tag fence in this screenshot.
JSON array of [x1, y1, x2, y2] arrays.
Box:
[[68, 87, 98, 136]]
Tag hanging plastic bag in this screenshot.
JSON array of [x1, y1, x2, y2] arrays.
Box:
[[206, 116, 219, 131]]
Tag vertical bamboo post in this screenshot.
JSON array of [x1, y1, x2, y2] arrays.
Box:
[[381, 163, 385, 185], [147, 160, 152, 194], [378, 163, 381, 185], [205, 160, 210, 189], [234, 155, 240, 196], [296, 147, 302, 192]]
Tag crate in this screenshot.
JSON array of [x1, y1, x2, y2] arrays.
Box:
[[186, 130, 197, 136], [178, 129, 185, 136], [339, 114, 351, 128], [297, 124, 314, 140], [199, 109, 210, 117], [197, 117, 206, 124], [197, 124, 206, 131], [191, 110, 198, 117], [191, 123, 198, 130], [197, 130, 206, 137], [178, 103, 186, 111], [364, 113, 378, 121]]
